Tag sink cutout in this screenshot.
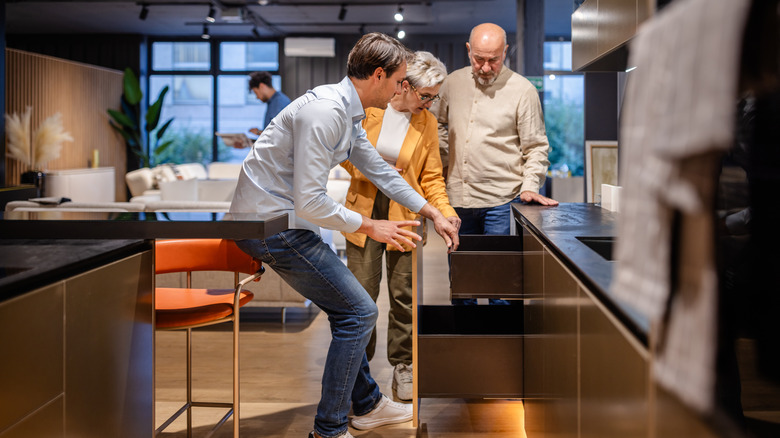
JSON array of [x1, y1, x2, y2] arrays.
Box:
[[576, 236, 615, 261]]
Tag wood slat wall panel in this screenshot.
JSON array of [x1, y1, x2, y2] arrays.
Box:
[[4, 49, 126, 200]]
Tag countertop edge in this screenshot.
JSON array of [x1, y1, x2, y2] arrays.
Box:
[[0, 239, 153, 301], [512, 203, 650, 346]]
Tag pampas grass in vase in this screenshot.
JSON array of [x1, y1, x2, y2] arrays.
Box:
[[4, 107, 73, 170], [32, 112, 73, 169], [5, 106, 33, 166]]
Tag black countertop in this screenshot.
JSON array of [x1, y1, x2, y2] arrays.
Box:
[[0, 211, 289, 301], [0, 211, 289, 239], [0, 239, 153, 301], [512, 203, 649, 344]]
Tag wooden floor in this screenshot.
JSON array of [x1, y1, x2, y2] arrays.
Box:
[[155, 224, 527, 437]]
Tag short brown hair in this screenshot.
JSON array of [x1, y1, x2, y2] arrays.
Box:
[[248, 71, 273, 91], [347, 32, 412, 80]]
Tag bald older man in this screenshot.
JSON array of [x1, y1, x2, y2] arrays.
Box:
[[430, 22, 557, 305]]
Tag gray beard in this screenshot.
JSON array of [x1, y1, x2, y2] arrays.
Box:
[[473, 71, 498, 86]]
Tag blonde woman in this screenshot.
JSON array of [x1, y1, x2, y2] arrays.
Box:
[[340, 51, 460, 401]]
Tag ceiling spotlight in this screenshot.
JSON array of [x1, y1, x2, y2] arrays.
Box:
[[396, 27, 405, 39], [201, 24, 210, 39], [139, 4, 149, 20], [394, 5, 404, 22], [258, 0, 270, 4], [206, 4, 216, 23], [252, 27, 261, 38], [338, 4, 347, 21]]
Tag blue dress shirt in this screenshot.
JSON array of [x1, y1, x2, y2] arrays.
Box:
[[230, 77, 427, 233], [263, 90, 292, 129]]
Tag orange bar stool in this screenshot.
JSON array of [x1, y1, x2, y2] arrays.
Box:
[[155, 239, 263, 437]]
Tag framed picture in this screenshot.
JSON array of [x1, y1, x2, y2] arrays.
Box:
[[585, 141, 618, 203]]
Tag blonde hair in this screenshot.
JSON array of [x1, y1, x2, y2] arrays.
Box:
[[405, 51, 447, 89]]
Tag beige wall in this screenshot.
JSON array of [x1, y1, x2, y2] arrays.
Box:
[[4, 48, 126, 201]]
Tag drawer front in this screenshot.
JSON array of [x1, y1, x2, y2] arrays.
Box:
[[417, 305, 525, 398], [450, 235, 542, 299], [418, 335, 523, 398]]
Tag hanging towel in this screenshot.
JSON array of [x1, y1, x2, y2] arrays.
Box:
[[611, 0, 752, 414]]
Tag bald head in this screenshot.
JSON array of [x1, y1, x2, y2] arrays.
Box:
[[469, 23, 507, 48], [466, 23, 508, 86]]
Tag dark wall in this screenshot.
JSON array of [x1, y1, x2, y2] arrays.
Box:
[[280, 31, 522, 101], [584, 72, 619, 142], [1, 5, 6, 185], [6, 34, 142, 73]]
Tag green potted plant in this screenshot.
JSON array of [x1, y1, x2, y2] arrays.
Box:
[[107, 68, 174, 168]]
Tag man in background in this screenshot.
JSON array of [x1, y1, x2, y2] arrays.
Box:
[[430, 22, 558, 305], [248, 71, 292, 136]]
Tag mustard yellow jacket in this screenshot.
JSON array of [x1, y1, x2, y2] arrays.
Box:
[[340, 107, 456, 251]]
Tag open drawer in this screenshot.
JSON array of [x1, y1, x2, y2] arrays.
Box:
[[417, 305, 525, 398], [450, 234, 542, 299]]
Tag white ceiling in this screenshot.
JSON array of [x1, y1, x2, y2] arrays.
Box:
[[6, 0, 576, 40]]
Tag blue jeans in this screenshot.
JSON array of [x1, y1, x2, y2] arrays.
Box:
[[451, 197, 519, 305], [236, 229, 382, 438]]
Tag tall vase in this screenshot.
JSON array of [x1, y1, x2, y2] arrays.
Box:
[[20, 170, 46, 198]]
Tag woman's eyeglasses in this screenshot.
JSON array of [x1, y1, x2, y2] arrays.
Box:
[[409, 84, 440, 103]]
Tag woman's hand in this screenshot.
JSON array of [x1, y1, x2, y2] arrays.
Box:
[[447, 215, 461, 233]]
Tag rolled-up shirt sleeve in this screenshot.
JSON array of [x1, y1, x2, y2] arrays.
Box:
[[292, 100, 364, 232]]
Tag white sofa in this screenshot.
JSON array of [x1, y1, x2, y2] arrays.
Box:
[[5, 200, 146, 213], [126, 163, 239, 208], [121, 161, 359, 320]]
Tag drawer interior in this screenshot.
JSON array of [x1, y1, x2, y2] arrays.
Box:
[[450, 234, 533, 299], [419, 304, 524, 335]]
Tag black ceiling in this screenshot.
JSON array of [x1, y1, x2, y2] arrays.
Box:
[[6, 0, 576, 39]]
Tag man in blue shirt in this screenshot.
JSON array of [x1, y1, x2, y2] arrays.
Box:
[[248, 71, 292, 136], [231, 33, 459, 438]]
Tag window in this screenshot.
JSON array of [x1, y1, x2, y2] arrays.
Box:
[[148, 40, 281, 166], [216, 73, 279, 163], [150, 75, 214, 165], [542, 41, 584, 177], [220, 42, 279, 71], [152, 42, 210, 71]]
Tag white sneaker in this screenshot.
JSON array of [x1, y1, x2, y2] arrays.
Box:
[[392, 363, 413, 401], [350, 394, 412, 430]]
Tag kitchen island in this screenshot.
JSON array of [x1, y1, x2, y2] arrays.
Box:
[[412, 203, 722, 437], [0, 212, 286, 438]]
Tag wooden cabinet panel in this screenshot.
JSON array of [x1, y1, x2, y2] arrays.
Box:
[[580, 288, 649, 438], [0, 284, 64, 434], [0, 248, 153, 438], [0, 397, 64, 438], [572, 0, 600, 71], [572, 0, 656, 71], [597, 0, 638, 55], [543, 251, 579, 438], [65, 251, 154, 438]]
